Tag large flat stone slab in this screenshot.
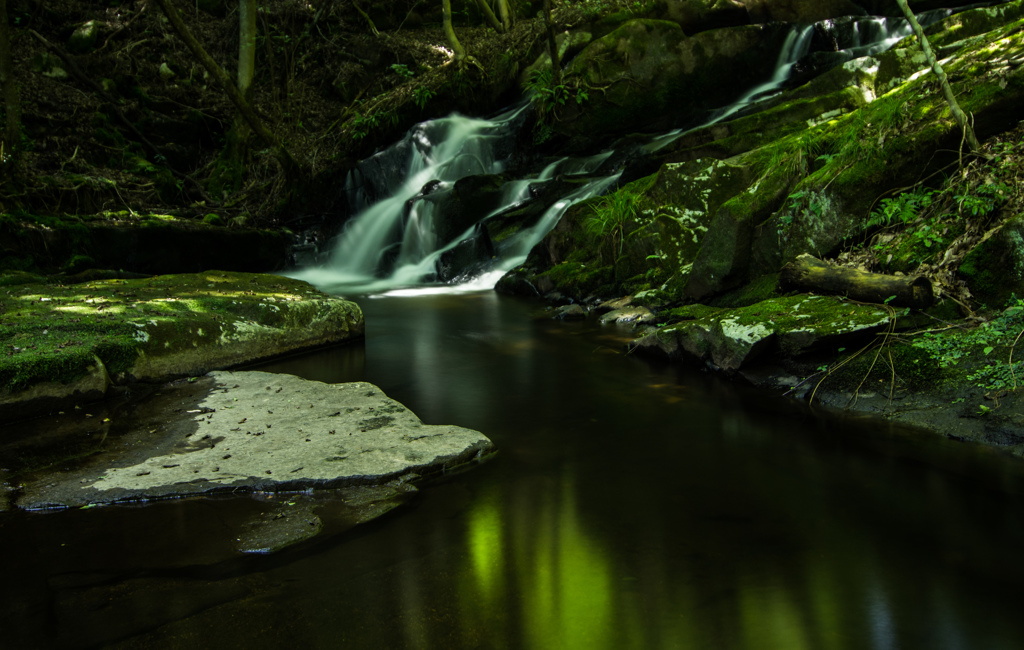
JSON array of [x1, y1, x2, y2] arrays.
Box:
[[0, 272, 363, 423], [17, 370, 494, 511]]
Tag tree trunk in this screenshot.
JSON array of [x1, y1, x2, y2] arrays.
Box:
[[895, 0, 981, 153], [152, 0, 301, 179], [442, 0, 466, 61], [781, 254, 934, 309], [472, 0, 504, 33], [238, 0, 256, 97], [496, 0, 512, 32], [219, 0, 257, 190], [543, 0, 560, 86], [0, 0, 21, 164]]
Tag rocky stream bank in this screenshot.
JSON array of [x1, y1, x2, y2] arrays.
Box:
[[4, 0, 1024, 550]]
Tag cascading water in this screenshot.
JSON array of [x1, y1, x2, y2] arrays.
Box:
[[288, 9, 954, 296], [288, 105, 622, 294], [705, 24, 817, 127]]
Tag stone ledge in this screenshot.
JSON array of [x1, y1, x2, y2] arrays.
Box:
[[0, 272, 364, 424]]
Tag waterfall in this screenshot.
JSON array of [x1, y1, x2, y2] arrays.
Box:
[[288, 103, 621, 294], [288, 12, 956, 296], [705, 24, 816, 126]]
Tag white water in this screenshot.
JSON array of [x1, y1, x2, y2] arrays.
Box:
[[289, 13, 945, 296], [708, 24, 817, 127], [288, 102, 621, 294]]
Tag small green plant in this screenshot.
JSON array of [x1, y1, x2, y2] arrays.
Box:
[[390, 63, 415, 79], [412, 86, 435, 110], [955, 181, 1010, 217], [585, 189, 640, 262], [910, 298, 1024, 392], [498, 51, 520, 81], [777, 190, 826, 237], [868, 188, 937, 230], [525, 69, 587, 120], [349, 109, 398, 140]]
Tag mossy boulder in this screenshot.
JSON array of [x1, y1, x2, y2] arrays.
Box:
[[633, 293, 901, 371], [685, 165, 796, 299], [626, 156, 756, 288], [874, 1, 1024, 92], [498, 155, 759, 299], [748, 13, 1024, 285], [959, 214, 1024, 307], [0, 272, 363, 424], [556, 19, 780, 137]]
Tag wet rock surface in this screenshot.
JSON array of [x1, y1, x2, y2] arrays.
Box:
[[17, 370, 494, 511], [7, 371, 495, 551]]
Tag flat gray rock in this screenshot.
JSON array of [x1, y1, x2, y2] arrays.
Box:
[[18, 370, 494, 511]]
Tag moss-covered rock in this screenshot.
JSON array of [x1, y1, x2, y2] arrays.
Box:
[[0, 272, 363, 423], [686, 164, 796, 299], [749, 14, 1024, 284], [67, 20, 99, 54], [959, 214, 1024, 307], [633, 293, 901, 371], [556, 19, 780, 137]]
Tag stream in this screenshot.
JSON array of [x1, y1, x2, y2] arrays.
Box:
[[5, 6, 1024, 647], [4, 291, 1024, 648]]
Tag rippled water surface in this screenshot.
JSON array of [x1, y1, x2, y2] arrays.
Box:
[[3, 291, 1024, 649]]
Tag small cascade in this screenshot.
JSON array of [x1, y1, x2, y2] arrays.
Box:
[[290, 106, 531, 292], [501, 174, 622, 265], [289, 9, 965, 296], [836, 8, 951, 58], [706, 24, 816, 126]]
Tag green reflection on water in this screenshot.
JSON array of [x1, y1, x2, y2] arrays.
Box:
[[463, 470, 616, 649], [739, 577, 811, 650], [468, 485, 505, 602]]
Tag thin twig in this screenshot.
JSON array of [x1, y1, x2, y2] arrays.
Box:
[[1010, 328, 1023, 390]]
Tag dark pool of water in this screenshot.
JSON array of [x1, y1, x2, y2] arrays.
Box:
[[3, 291, 1024, 649]]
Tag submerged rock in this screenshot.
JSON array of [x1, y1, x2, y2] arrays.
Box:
[[599, 306, 655, 325], [555, 304, 587, 320], [16, 371, 495, 540]]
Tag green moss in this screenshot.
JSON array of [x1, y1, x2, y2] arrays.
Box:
[[827, 341, 945, 392], [662, 303, 722, 323], [0, 271, 47, 287], [541, 260, 613, 297], [818, 302, 1024, 397], [62, 255, 96, 274], [709, 273, 781, 308], [0, 318, 139, 393], [0, 272, 362, 393]]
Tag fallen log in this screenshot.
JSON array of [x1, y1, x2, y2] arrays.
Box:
[[780, 253, 934, 308]]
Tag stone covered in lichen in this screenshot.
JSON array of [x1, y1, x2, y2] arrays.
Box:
[[958, 214, 1024, 307], [633, 294, 901, 371], [0, 272, 363, 422]]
